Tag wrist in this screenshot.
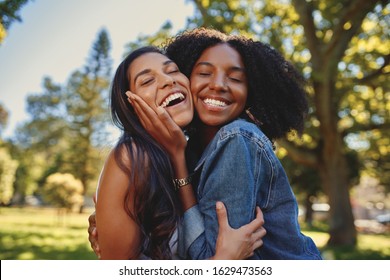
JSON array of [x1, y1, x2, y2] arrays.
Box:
[[172, 174, 193, 191]]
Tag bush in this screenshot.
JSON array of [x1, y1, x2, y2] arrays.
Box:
[[42, 173, 84, 211], [0, 148, 18, 205]]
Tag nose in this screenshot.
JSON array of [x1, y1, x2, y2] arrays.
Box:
[[209, 73, 227, 92], [159, 73, 176, 89]]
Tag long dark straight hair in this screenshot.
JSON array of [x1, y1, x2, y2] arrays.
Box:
[[110, 46, 180, 259]]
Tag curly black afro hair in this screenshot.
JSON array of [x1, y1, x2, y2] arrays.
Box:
[[164, 28, 308, 140]]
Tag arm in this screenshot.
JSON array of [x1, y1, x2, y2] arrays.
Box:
[[188, 134, 261, 259], [95, 149, 142, 259], [211, 202, 265, 260], [87, 193, 100, 258]]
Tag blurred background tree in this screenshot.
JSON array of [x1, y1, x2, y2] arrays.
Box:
[[0, 102, 9, 136], [0, 0, 29, 44], [11, 29, 112, 212], [41, 173, 84, 212], [0, 148, 18, 205]]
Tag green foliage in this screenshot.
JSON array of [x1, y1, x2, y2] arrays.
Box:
[[0, 148, 18, 205], [14, 29, 112, 206], [124, 20, 175, 56], [17, 77, 67, 149], [85, 29, 112, 77], [41, 173, 84, 211], [63, 29, 112, 200], [0, 0, 30, 44], [12, 149, 44, 200], [0, 102, 9, 136]]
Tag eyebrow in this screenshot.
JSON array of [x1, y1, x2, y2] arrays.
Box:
[[133, 60, 175, 84], [194, 61, 245, 72]]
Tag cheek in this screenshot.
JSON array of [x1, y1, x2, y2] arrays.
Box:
[[190, 79, 206, 101], [136, 91, 158, 108], [237, 86, 248, 105], [190, 84, 199, 100]]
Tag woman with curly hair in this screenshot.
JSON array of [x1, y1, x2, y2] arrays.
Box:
[[128, 28, 322, 259], [94, 45, 265, 260]]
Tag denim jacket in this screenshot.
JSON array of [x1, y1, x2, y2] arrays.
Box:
[[180, 119, 322, 259]]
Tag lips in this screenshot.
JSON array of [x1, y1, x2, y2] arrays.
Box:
[[160, 92, 185, 108]]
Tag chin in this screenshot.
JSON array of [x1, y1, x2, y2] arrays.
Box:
[[173, 113, 193, 129]]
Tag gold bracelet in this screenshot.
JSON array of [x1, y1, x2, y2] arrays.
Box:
[[173, 175, 192, 191]]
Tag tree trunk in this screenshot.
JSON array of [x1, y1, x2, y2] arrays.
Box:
[[313, 66, 357, 245], [319, 158, 357, 245], [304, 194, 314, 227], [318, 115, 357, 246]]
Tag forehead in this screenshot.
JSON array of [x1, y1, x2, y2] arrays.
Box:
[[129, 52, 169, 74], [197, 43, 244, 67]]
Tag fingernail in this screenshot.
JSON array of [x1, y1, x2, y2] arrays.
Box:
[[125, 91, 130, 97], [216, 201, 222, 210]]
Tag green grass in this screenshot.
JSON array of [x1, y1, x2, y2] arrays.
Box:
[[301, 222, 390, 260], [1, 207, 389, 260], [0, 207, 96, 260]]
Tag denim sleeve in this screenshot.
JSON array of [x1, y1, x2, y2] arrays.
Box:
[[188, 134, 259, 259], [177, 204, 205, 259]]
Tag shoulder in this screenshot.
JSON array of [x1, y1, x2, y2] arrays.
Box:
[[96, 147, 128, 199], [107, 140, 147, 170], [97, 141, 144, 201], [216, 119, 271, 147]]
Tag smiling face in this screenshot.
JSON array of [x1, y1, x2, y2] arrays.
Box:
[[190, 43, 248, 128], [128, 52, 193, 128]]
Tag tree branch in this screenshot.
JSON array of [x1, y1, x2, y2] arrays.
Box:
[[191, 0, 209, 22], [276, 138, 319, 168], [324, 0, 380, 63], [291, 0, 322, 67], [342, 122, 390, 137], [358, 53, 390, 83]]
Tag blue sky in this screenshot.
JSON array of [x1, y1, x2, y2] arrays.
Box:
[[0, 0, 194, 138]]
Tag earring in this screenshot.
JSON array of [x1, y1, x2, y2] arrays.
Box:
[[245, 107, 263, 126]]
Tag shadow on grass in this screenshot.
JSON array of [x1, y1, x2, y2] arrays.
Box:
[[321, 244, 390, 260], [0, 229, 97, 260]]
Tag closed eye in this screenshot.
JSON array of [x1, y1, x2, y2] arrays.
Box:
[[168, 69, 179, 74], [141, 78, 154, 86], [229, 77, 242, 82]]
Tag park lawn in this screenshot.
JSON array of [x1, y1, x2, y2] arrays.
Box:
[[0, 206, 96, 260], [302, 229, 390, 260], [0, 206, 389, 260]]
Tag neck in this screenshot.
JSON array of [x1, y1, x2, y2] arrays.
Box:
[[197, 123, 220, 152]]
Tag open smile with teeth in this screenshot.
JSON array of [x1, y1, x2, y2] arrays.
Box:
[[203, 98, 229, 107], [161, 92, 185, 108]]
